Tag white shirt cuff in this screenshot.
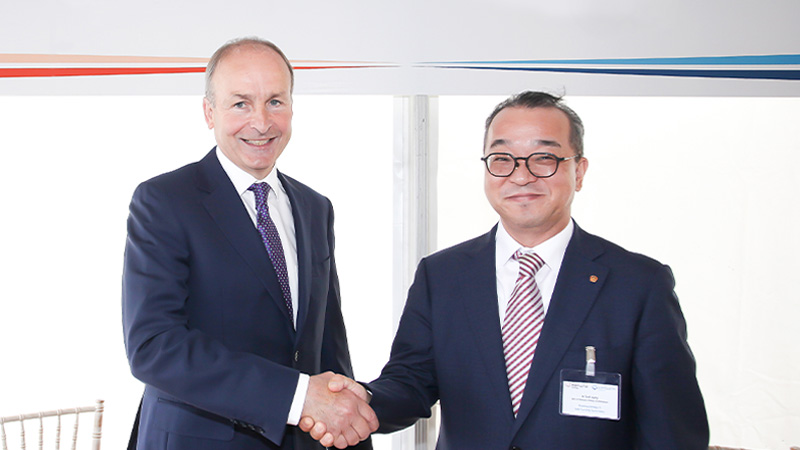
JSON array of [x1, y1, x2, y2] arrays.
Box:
[[287, 373, 310, 425]]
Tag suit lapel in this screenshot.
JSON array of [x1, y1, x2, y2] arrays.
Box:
[[459, 227, 519, 423], [279, 172, 312, 338], [513, 224, 609, 429], [195, 151, 295, 330]]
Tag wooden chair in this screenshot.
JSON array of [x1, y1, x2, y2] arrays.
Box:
[[0, 400, 103, 450]]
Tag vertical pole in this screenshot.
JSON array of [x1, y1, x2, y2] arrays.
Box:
[[391, 95, 438, 450]]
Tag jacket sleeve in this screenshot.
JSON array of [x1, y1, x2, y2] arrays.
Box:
[[367, 258, 439, 433], [631, 264, 709, 449]]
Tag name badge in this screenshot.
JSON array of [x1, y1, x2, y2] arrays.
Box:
[[558, 346, 621, 421]]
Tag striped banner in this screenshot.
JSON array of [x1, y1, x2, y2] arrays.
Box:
[[0, 53, 394, 78], [422, 54, 800, 81]]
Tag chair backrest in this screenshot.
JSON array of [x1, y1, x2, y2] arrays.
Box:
[[0, 400, 103, 450]]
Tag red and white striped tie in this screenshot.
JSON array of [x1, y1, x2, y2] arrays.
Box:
[[502, 250, 545, 416]]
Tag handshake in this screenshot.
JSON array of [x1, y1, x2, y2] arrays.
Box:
[[299, 372, 379, 448]]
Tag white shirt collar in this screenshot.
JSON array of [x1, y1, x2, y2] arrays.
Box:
[[496, 219, 574, 272], [215, 147, 286, 198]]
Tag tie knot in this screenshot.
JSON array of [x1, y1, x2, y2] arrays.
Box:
[[514, 250, 545, 278], [249, 182, 272, 208]]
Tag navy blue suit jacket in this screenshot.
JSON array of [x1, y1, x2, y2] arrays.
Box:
[[122, 149, 368, 450], [368, 224, 708, 449]]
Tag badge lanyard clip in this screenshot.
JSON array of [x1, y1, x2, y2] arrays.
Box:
[[585, 346, 596, 377]]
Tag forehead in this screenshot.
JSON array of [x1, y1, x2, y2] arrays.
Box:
[[487, 106, 571, 151], [212, 46, 292, 93]]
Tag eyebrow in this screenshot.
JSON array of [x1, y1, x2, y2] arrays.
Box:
[[489, 139, 562, 150], [228, 93, 252, 102], [228, 91, 290, 101]]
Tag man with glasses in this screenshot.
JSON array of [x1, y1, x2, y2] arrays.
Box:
[[304, 91, 708, 449]]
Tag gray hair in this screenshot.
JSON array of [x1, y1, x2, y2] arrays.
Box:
[[204, 37, 294, 104], [484, 91, 585, 159]]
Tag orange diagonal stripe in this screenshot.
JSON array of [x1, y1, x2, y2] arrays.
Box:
[[0, 67, 206, 77], [0, 54, 208, 64]]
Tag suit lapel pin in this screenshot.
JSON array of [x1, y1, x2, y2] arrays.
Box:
[[589, 275, 598, 283]]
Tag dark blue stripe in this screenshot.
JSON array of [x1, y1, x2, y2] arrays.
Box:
[[436, 54, 800, 66], [433, 65, 800, 80]]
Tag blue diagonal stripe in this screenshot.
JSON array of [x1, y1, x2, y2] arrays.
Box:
[[436, 54, 800, 66], [432, 65, 800, 81]]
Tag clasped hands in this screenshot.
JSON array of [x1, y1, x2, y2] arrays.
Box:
[[300, 371, 377, 448]]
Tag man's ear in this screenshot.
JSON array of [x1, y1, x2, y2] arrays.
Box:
[[575, 157, 589, 192], [202, 97, 214, 130]]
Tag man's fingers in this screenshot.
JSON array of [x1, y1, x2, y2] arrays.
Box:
[[303, 372, 376, 446], [337, 387, 378, 437], [320, 431, 335, 448], [348, 400, 379, 439], [298, 416, 314, 433], [327, 374, 348, 393], [334, 433, 351, 449], [357, 400, 379, 432], [348, 416, 374, 441], [327, 374, 371, 402], [310, 421, 327, 441]]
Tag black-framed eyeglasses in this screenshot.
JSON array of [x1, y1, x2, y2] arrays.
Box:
[[480, 152, 578, 178]]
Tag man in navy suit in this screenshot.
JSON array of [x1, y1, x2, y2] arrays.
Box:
[[122, 37, 376, 450], [306, 91, 708, 449]]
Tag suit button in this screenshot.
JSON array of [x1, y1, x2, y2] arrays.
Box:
[[294, 351, 300, 362], [510, 447, 522, 450]]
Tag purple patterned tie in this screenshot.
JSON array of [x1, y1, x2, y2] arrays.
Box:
[[502, 250, 545, 416], [248, 182, 293, 322]]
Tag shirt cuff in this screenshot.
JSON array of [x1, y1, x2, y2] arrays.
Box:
[[287, 373, 310, 426]]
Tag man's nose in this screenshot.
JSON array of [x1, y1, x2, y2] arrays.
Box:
[[250, 107, 272, 133], [510, 161, 538, 184]]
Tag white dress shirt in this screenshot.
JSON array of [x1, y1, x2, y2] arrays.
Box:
[[495, 220, 574, 325], [215, 149, 308, 426]]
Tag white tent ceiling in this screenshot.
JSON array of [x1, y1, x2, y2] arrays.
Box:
[[1, 0, 798, 95]]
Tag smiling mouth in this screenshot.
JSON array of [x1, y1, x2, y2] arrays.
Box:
[[508, 192, 543, 201], [242, 138, 274, 146]]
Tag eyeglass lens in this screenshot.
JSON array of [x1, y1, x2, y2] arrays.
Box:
[[486, 153, 560, 177]]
